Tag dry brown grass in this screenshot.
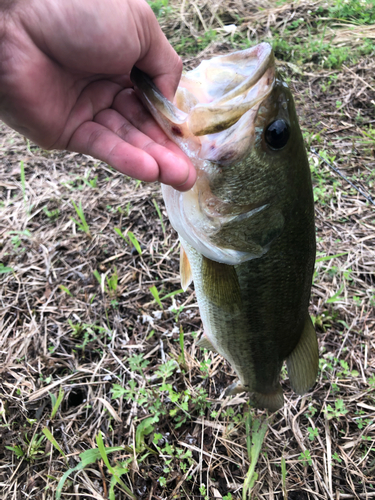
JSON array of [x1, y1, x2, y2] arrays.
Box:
[[1, 1, 375, 499]]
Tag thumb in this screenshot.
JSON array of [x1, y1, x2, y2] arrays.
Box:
[[132, 0, 182, 100]]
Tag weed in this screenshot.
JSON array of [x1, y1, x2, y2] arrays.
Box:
[[59, 284, 73, 297], [281, 456, 287, 499], [324, 0, 375, 24], [148, 0, 171, 18], [153, 199, 166, 237], [0, 264, 13, 274], [71, 200, 91, 237], [307, 426, 319, 441], [304, 404, 318, 419], [326, 284, 345, 304], [42, 427, 66, 462], [111, 356, 210, 433], [49, 387, 64, 419], [150, 285, 163, 308], [199, 484, 209, 500], [324, 399, 348, 420], [6, 433, 45, 462], [242, 412, 269, 499], [82, 170, 98, 188], [54, 436, 135, 500], [106, 267, 118, 296], [149, 286, 184, 309], [179, 325, 186, 367], [114, 227, 142, 255], [332, 451, 342, 463], [299, 449, 312, 467], [68, 320, 109, 352], [43, 206, 60, 220], [9, 229, 32, 250]]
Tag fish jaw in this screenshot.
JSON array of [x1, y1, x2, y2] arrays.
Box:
[[131, 43, 276, 265]]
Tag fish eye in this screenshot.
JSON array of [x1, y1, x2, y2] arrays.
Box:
[[265, 119, 290, 150]]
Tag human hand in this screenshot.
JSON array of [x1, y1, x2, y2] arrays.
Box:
[[0, 0, 196, 190]]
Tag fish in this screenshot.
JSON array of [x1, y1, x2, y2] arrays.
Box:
[[131, 42, 318, 411]]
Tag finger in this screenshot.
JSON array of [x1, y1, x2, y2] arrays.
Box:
[[111, 89, 196, 190], [95, 108, 196, 189], [67, 120, 161, 182]]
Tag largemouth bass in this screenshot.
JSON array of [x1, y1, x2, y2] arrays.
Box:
[[131, 43, 318, 411]]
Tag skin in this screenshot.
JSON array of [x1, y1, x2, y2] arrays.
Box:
[[0, 0, 196, 190]]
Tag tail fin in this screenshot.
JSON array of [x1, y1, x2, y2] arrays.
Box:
[[251, 385, 284, 412], [225, 381, 284, 412], [286, 315, 319, 395]]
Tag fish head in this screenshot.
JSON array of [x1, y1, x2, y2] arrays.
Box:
[[131, 43, 307, 264]]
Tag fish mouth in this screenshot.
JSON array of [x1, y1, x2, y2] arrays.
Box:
[[130, 42, 275, 151]]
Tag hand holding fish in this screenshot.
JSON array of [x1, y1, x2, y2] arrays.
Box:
[[0, 0, 196, 190]]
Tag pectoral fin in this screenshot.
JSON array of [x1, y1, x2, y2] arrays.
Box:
[[224, 380, 247, 396], [180, 245, 193, 291], [286, 316, 319, 395], [196, 333, 218, 353], [202, 256, 242, 314]]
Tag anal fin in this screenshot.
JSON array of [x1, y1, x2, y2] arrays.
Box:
[[180, 245, 193, 291], [286, 315, 319, 395]]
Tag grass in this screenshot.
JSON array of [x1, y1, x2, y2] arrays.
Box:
[[1, 0, 375, 498]]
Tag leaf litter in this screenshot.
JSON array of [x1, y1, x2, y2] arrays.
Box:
[[0, 1, 375, 499]]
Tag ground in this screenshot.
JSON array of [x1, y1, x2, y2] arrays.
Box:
[[0, 1, 375, 499]]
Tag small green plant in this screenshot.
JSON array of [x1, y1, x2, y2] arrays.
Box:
[[111, 356, 210, 434], [158, 476, 167, 487], [0, 263, 13, 274], [242, 412, 269, 499], [50, 386, 64, 419], [55, 435, 135, 500], [307, 426, 319, 441], [83, 170, 98, 188], [150, 285, 163, 308], [20, 160, 28, 211], [71, 200, 91, 237], [299, 449, 312, 467], [6, 444, 24, 460], [199, 483, 209, 500], [148, 0, 170, 18], [324, 399, 348, 420], [332, 451, 342, 463], [281, 456, 287, 499], [6, 433, 45, 462], [135, 416, 159, 452], [304, 404, 317, 419], [152, 199, 166, 237], [42, 427, 66, 461], [59, 284, 73, 297], [326, 284, 345, 304], [179, 325, 186, 367], [9, 229, 32, 249], [68, 320, 109, 351], [114, 227, 142, 255], [43, 206, 60, 220], [106, 267, 118, 296]]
